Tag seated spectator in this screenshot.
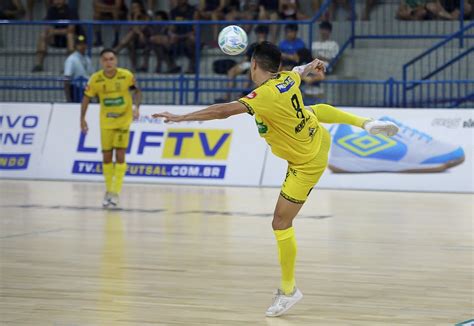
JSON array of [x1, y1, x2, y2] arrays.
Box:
[[194, 0, 226, 44], [93, 0, 128, 47], [228, 0, 259, 35], [259, 0, 280, 43], [218, 25, 269, 102], [223, 0, 244, 21], [64, 35, 93, 103], [114, 0, 151, 72], [0, 0, 25, 19], [149, 10, 180, 73], [27, 0, 51, 20], [279, 24, 306, 65], [311, 21, 339, 65], [362, 0, 377, 20], [146, 0, 156, 17], [426, 0, 472, 20], [32, 0, 80, 73], [397, 0, 428, 20], [279, 0, 307, 20], [329, 0, 353, 20], [169, 0, 196, 74]]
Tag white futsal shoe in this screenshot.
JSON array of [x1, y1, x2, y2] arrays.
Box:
[[102, 192, 112, 208], [266, 288, 303, 317], [363, 119, 399, 137], [108, 193, 119, 208]]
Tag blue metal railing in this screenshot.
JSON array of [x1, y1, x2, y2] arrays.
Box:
[[1, 76, 471, 108], [402, 22, 474, 107], [0, 0, 473, 108]]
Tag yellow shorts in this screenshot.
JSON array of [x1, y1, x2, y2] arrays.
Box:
[[101, 128, 130, 152], [280, 127, 331, 204]]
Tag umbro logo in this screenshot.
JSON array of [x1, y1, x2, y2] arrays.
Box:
[[337, 131, 397, 157]]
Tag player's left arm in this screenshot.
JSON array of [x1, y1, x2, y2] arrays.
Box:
[[292, 58, 326, 79], [129, 74, 141, 120], [152, 101, 248, 123]]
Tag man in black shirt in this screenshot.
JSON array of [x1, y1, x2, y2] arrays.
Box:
[[169, 0, 196, 74], [32, 0, 80, 72]]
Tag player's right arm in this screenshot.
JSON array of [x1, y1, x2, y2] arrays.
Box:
[[152, 101, 248, 123], [80, 95, 90, 133]]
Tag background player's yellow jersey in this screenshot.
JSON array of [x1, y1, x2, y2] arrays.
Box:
[[238, 71, 323, 165], [84, 68, 135, 129]]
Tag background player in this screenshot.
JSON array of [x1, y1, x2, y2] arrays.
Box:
[[152, 42, 398, 317], [80, 48, 141, 208]]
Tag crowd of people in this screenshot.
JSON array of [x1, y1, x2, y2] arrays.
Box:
[[0, 0, 472, 102]]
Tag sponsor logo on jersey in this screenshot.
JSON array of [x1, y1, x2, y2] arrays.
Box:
[[275, 76, 295, 93], [103, 97, 125, 107], [246, 91, 257, 99]]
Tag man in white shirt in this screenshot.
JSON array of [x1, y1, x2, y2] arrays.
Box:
[[311, 21, 339, 65], [64, 35, 93, 103]]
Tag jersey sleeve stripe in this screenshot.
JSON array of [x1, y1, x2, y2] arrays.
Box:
[[237, 99, 255, 116]]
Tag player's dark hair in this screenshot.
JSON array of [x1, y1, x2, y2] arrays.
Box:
[[251, 41, 281, 73], [285, 23, 298, 32], [100, 48, 117, 57], [155, 10, 169, 20], [254, 25, 269, 35], [319, 21, 332, 31]]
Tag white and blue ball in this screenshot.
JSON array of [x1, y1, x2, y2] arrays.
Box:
[[218, 25, 248, 56]]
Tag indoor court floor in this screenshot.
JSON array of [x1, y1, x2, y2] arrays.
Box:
[[0, 180, 472, 325]]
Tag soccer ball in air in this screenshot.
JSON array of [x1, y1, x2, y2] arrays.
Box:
[[218, 25, 248, 56]]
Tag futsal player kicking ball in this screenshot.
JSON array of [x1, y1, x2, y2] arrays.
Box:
[[80, 49, 141, 208], [152, 42, 398, 317]]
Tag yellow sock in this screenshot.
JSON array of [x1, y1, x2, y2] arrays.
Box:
[[112, 163, 127, 194], [102, 163, 114, 193], [274, 227, 297, 295]]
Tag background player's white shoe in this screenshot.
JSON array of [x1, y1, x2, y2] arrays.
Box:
[[265, 288, 303, 317], [108, 193, 119, 208], [363, 119, 399, 136], [102, 192, 112, 208]]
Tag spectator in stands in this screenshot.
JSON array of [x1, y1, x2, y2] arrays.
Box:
[[362, 0, 377, 20], [146, 0, 156, 17], [279, 24, 306, 65], [64, 35, 93, 103], [26, 0, 51, 20], [329, 0, 353, 20], [32, 0, 79, 73], [0, 0, 25, 19], [169, 0, 196, 74], [194, 0, 226, 44], [113, 0, 151, 72], [311, 21, 339, 65], [93, 0, 128, 47], [259, 0, 280, 43], [426, 0, 472, 20], [218, 25, 269, 102], [279, 0, 306, 20], [149, 10, 181, 73], [397, 0, 428, 20], [222, 0, 242, 21]]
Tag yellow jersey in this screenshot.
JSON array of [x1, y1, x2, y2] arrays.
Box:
[[84, 68, 136, 129], [238, 71, 323, 165]]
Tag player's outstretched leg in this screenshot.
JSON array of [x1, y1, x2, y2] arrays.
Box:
[[266, 195, 304, 317]]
